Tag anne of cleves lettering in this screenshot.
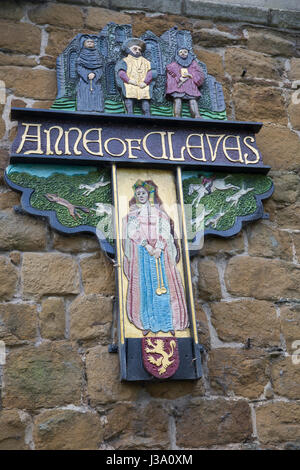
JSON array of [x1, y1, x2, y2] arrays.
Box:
[[5, 23, 273, 381]]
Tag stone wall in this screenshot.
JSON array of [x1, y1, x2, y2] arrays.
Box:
[[0, 0, 300, 450]]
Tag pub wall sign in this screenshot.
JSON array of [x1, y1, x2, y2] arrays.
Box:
[[5, 23, 273, 381]]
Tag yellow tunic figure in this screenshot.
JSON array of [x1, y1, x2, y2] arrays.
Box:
[[123, 55, 151, 100], [115, 38, 155, 116]]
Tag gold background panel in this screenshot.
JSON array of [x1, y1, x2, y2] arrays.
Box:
[[117, 167, 191, 339]]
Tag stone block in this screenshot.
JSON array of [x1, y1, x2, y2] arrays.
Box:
[[0, 21, 41, 55], [3, 342, 83, 410], [70, 294, 112, 343], [280, 304, 300, 355], [86, 345, 139, 405], [85, 7, 131, 30], [40, 297, 65, 340], [246, 28, 296, 57], [28, 3, 84, 29], [52, 231, 99, 253], [193, 28, 244, 48], [0, 52, 37, 67], [225, 47, 282, 81], [256, 125, 300, 171], [0, 410, 28, 450], [208, 348, 269, 399], [0, 1, 25, 20], [0, 302, 37, 345], [210, 299, 280, 348], [104, 402, 170, 450], [288, 58, 300, 81], [197, 258, 222, 301], [131, 13, 191, 38], [176, 398, 252, 448], [199, 232, 244, 256], [0, 256, 17, 301], [271, 9, 300, 30], [194, 48, 224, 81], [288, 101, 300, 131], [232, 84, 287, 125], [185, 0, 269, 24], [22, 253, 80, 299], [271, 172, 300, 204], [275, 203, 300, 230], [0, 67, 57, 100], [247, 222, 293, 261], [80, 252, 115, 296], [271, 357, 300, 399], [0, 209, 47, 251], [33, 409, 103, 450], [110, 0, 182, 14], [46, 27, 82, 58], [256, 402, 300, 445], [225, 256, 300, 301]]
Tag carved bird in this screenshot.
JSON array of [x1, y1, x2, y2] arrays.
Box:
[[79, 175, 110, 196]]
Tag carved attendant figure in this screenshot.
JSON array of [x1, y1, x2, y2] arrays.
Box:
[[166, 47, 205, 118], [122, 180, 189, 336], [76, 37, 104, 112], [115, 38, 156, 116]]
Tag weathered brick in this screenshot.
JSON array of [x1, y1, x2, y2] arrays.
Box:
[[0, 1, 25, 21], [233, 84, 287, 125], [110, 0, 182, 14], [0, 52, 37, 67], [225, 47, 282, 81], [194, 47, 225, 81], [199, 232, 244, 256], [0, 21, 41, 55], [293, 233, 300, 264], [70, 294, 112, 343], [22, 253, 80, 299], [275, 203, 300, 230], [195, 302, 211, 350], [225, 256, 300, 300], [0, 302, 37, 345], [80, 252, 115, 296], [193, 28, 244, 48], [288, 101, 300, 131], [271, 172, 300, 204], [33, 409, 103, 450], [271, 357, 300, 399], [246, 28, 296, 57], [40, 297, 65, 340], [104, 402, 170, 450], [85, 7, 131, 30], [208, 348, 269, 399], [210, 299, 280, 348], [53, 231, 99, 253], [280, 304, 300, 355], [0, 67, 56, 100], [3, 342, 83, 410], [45, 27, 82, 58], [256, 402, 300, 445], [131, 13, 191, 38], [256, 125, 300, 171], [197, 258, 222, 301], [176, 398, 252, 448], [86, 345, 139, 405], [28, 3, 84, 29], [288, 58, 300, 81], [0, 209, 47, 251], [247, 222, 293, 261], [0, 256, 18, 301], [0, 410, 28, 450], [145, 379, 205, 400]]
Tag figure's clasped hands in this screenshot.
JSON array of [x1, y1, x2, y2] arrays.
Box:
[[88, 73, 95, 80], [128, 79, 138, 86], [145, 244, 154, 256], [139, 82, 147, 89], [153, 247, 162, 259]]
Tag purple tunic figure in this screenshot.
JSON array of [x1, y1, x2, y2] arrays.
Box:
[[166, 48, 205, 118]]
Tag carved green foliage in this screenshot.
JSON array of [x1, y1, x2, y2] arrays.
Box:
[[7, 164, 113, 243], [182, 171, 273, 236]]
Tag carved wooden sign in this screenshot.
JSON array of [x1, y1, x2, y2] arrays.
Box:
[[5, 23, 273, 382]]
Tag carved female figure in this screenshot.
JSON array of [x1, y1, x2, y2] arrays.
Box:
[[122, 180, 189, 336], [76, 37, 104, 112]]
